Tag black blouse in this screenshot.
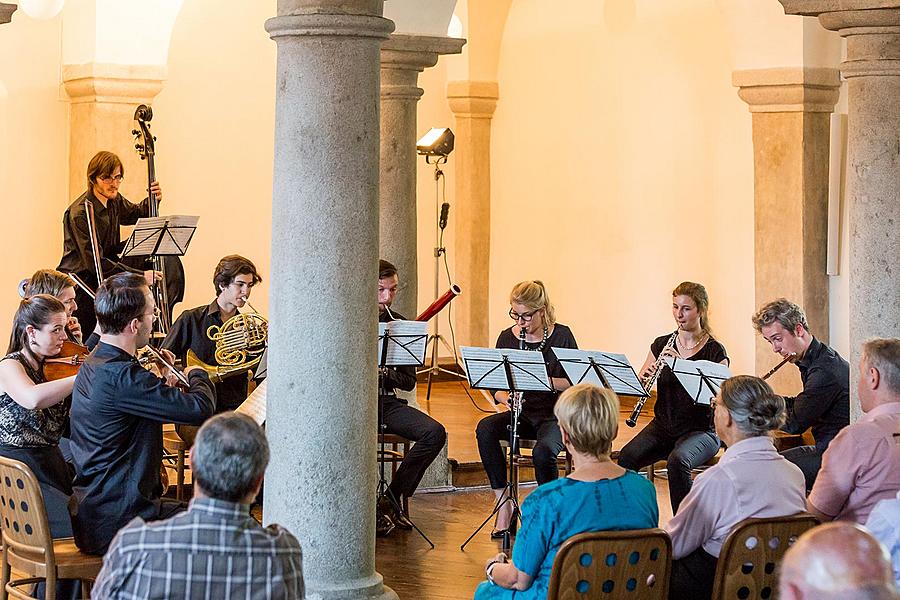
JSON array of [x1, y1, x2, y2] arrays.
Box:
[[0, 352, 69, 447]]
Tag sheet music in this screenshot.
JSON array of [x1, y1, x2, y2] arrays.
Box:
[[236, 379, 267, 425], [552, 347, 647, 397], [459, 346, 552, 392], [664, 357, 732, 405], [378, 320, 428, 367], [123, 215, 199, 257]]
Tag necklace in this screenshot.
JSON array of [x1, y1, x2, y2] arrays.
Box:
[[678, 332, 707, 352], [523, 325, 550, 352]]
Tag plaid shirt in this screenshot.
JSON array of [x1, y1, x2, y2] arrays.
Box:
[[93, 497, 304, 599]]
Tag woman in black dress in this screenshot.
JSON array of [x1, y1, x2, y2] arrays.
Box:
[[617, 281, 729, 512], [475, 280, 577, 537], [0, 295, 77, 537]]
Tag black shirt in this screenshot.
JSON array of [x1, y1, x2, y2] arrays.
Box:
[[781, 336, 850, 451], [651, 333, 729, 437], [69, 341, 216, 554], [57, 190, 149, 286], [163, 300, 250, 411], [495, 324, 578, 422], [379, 310, 417, 401]]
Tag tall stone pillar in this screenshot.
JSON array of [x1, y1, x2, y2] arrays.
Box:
[[447, 80, 498, 348], [781, 1, 900, 420], [0, 3, 15, 24], [62, 63, 166, 200], [264, 3, 396, 599], [733, 67, 840, 394], [379, 34, 464, 318]]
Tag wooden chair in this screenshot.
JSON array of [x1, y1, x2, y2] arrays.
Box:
[[500, 438, 573, 490], [377, 433, 412, 514], [0, 457, 102, 600], [547, 529, 672, 599], [711, 514, 819, 600], [162, 429, 189, 501]]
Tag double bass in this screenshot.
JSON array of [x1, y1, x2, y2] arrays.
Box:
[[129, 104, 185, 335]]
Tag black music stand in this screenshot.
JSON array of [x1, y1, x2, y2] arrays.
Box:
[[377, 319, 433, 547], [665, 357, 732, 406], [552, 348, 647, 398], [458, 346, 551, 551]]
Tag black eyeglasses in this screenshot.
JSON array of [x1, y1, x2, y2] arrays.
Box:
[[100, 174, 124, 183], [509, 309, 538, 322]]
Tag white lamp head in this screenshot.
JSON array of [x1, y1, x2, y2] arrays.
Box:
[[19, 0, 64, 20]]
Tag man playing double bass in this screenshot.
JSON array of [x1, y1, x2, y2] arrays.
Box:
[[57, 151, 164, 335]]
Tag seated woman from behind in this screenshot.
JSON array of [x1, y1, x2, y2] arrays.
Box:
[[665, 375, 807, 600], [474, 383, 659, 600]]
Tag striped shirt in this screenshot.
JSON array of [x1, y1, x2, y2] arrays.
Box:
[[93, 496, 304, 599]]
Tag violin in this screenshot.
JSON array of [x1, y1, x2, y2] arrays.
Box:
[[43, 340, 90, 381]]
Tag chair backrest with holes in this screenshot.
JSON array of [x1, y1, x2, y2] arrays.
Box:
[[0, 456, 55, 568], [547, 529, 671, 600], [711, 514, 819, 600]]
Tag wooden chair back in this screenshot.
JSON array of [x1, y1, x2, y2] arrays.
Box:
[[0, 457, 55, 572], [547, 528, 671, 599], [711, 514, 819, 600]]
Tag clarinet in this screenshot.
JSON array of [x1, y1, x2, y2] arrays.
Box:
[[509, 325, 528, 410], [626, 330, 678, 427]]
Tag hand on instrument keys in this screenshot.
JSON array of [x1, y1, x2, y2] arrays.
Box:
[[493, 391, 510, 408], [154, 348, 180, 387], [144, 270, 163, 286], [66, 316, 83, 344], [148, 181, 162, 203]]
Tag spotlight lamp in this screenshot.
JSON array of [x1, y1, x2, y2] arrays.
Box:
[[416, 127, 454, 162]]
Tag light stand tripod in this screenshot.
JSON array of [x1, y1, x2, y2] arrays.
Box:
[[418, 155, 466, 401], [377, 327, 435, 548]]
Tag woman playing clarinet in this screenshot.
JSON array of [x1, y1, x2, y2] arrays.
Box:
[[617, 281, 729, 512]]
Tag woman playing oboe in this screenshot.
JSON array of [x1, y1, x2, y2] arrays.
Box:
[[617, 282, 729, 512]]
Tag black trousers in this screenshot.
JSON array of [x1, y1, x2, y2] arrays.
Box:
[[475, 411, 564, 489], [616, 418, 720, 513], [781, 444, 823, 492], [380, 395, 446, 499], [670, 547, 718, 600]]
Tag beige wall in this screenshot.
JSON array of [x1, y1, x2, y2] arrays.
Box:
[[0, 12, 69, 344]]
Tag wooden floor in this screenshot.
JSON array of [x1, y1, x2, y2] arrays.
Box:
[[374, 381, 674, 600]]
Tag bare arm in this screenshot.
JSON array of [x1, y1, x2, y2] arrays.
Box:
[[486, 554, 534, 591], [0, 360, 75, 410]]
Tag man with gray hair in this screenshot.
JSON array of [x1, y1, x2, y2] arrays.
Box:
[[93, 413, 304, 599], [807, 338, 900, 524], [780, 522, 899, 600], [752, 298, 849, 489]]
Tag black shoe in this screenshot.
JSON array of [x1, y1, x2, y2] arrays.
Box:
[[490, 508, 519, 539], [378, 496, 412, 531], [376, 505, 395, 537]]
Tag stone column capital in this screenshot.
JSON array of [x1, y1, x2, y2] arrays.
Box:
[[62, 63, 167, 105], [733, 67, 841, 112], [381, 34, 465, 100], [0, 2, 15, 25], [266, 11, 393, 41], [447, 81, 500, 118]]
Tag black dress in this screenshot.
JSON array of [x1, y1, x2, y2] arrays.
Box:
[[475, 323, 578, 488], [0, 352, 73, 538]]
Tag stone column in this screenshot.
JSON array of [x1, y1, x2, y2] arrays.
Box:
[[62, 63, 166, 200], [733, 67, 840, 394], [447, 80, 499, 348], [379, 34, 464, 319], [0, 3, 15, 24], [264, 3, 396, 599], [781, 1, 900, 420]]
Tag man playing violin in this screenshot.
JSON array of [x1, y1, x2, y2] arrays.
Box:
[[57, 151, 163, 336], [69, 273, 215, 555]]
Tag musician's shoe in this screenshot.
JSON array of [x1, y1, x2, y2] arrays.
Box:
[[378, 496, 412, 531], [376, 505, 395, 537]]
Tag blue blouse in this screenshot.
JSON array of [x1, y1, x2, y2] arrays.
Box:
[[474, 471, 658, 600]]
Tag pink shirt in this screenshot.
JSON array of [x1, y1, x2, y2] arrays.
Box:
[[808, 401, 900, 523], [665, 436, 806, 559]]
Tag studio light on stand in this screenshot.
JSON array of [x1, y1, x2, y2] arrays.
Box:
[[416, 128, 466, 401]]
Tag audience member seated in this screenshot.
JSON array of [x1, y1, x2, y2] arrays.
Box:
[[94, 412, 304, 599], [474, 383, 658, 599], [807, 338, 900, 524], [665, 375, 806, 600], [780, 522, 900, 600], [867, 492, 900, 588]]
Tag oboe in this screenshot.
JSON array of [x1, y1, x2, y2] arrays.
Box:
[[762, 353, 795, 380], [627, 330, 678, 427]]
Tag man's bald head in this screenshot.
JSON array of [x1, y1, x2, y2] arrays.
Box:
[[780, 523, 898, 600]]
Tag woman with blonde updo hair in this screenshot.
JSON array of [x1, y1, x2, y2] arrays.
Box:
[[665, 375, 806, 600], [475, 384, 658, 598], [475, 280, 578, 539], [617, 281, 729, 513]]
